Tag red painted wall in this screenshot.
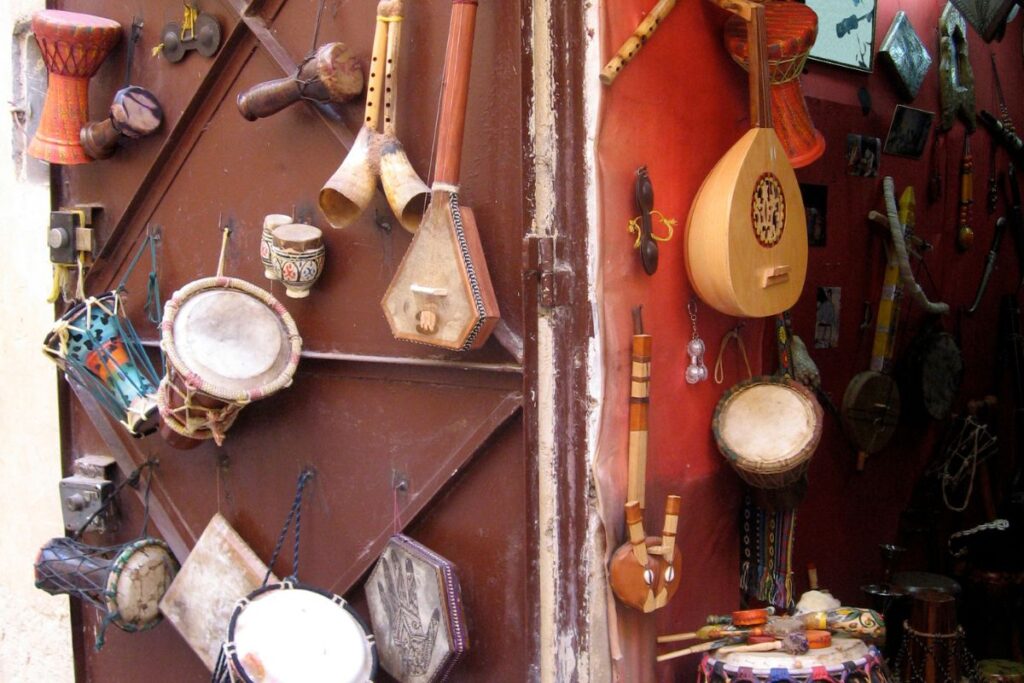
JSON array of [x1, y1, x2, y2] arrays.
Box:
[[597, 2, 1023, 681]]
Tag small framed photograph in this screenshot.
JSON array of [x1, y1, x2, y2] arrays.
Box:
[[805, 0, 879, 73], [800, 184, 828, 247], [883, 105, 934, 158], [846, 134, 881, 177], [814, 286, 841, 349]]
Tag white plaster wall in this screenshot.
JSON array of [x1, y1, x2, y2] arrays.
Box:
[[0, 2, 76, 681]]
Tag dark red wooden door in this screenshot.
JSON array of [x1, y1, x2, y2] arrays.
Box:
[[51, 0, 537, 680]]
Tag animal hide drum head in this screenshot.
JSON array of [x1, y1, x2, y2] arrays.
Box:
[[366, 534, 469, 683]]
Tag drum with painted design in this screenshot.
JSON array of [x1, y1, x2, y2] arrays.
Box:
[[700, 639, 891, 683]]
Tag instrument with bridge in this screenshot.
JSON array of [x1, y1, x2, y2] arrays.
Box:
[[687, 0, 807, 318], [722, 0, 824, 168], [381, 0, 500, 350]]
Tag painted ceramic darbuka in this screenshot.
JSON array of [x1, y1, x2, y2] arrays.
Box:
[[271, 223, 325, 299], [261, 214, 292, 280]]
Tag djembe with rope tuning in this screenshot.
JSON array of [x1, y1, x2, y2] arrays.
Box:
[[29, 10, 121, 165], [723, 1, 824, 168]]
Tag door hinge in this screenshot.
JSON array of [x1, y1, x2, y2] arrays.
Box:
[[523, 234, 572, 309]]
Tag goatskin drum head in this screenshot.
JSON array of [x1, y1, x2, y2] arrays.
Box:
[[231, 586, 375, 682], [719, 383, 817, 465], [172, 289, 291, 395], [106, 539, 178, 630]]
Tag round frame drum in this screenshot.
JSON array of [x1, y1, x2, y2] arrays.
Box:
[[714, 376, 823, 489], [158, 277, 301, 448], [700, 640, 891, 683], [225, 580, 378, 682]]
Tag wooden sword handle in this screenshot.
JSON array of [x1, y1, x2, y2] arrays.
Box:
[[600, 0, 677, 85], [433, 0, 478, 186]]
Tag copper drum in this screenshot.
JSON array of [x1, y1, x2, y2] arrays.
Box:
[[29, 10, 121, 165], [270, 223, 325, 299], [723, 2, 825, 168], [157, 277, 302, 449]]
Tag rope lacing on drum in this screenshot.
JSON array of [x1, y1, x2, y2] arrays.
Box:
[[212, 469, 315, 683], [895, 623, 978, 682], [263, 468, 315, 586]]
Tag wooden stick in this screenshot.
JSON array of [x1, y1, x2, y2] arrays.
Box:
[[624, 500, 649, 566], [657, 631, 698, 644], [363, 5, 390, 130], [382, 2, 402, 136], [627, 306, 651, 512], [716, 640, 782, 656], [657, 637, 741, 663], [600, 0, 677, 85], [433, 0, 478, 185]]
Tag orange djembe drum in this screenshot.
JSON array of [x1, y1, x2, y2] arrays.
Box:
[[29, 10, 121, 165], [723, 1, 824, 168]]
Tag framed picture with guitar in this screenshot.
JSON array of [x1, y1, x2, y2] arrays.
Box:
[[804, 0, 878, 73]]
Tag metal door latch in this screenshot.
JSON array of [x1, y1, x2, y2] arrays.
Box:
[[59, 454, 117, 534]]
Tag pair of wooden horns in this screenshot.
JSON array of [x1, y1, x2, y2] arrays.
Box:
[[319, 1, 428, 233]]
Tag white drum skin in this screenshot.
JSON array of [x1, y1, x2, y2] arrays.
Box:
[[227, 582, 376, 683]]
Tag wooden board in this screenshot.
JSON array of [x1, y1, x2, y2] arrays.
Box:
[[158, 513, 274, 671]]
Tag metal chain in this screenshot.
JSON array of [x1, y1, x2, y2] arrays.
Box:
[[262, 468, 315, 586]]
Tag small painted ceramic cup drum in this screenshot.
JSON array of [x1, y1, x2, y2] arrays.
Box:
[[271, 223, 325, 299], [261, 214, 292, 280]]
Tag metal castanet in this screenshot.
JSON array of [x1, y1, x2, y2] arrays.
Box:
[[236, 42, 363, 121], [29, 10, 122, 165], [381, 0, 499, 350], [81, 86, 164, 160]]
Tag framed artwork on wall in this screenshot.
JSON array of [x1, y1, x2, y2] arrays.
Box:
[[883, 105, 934, 158], [805, 0, 879, 73]]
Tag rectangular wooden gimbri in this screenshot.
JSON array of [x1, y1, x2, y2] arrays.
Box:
[[366, 534, 468, 682], [159, 513, 274, 671]]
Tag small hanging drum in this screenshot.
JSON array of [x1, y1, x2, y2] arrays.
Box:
[[223, 579, 378, 682], [35, 536, 178, 646], [723, 1, 825, 168], [158, 277, 302, 449], [700, 640, 891, 683], [43, 292, 160, 436], [713, 376, 823, 489], [29, 10, 122, 165]]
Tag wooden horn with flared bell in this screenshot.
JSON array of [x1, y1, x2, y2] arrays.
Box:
[[378, 6, 430, 233], [318, 5, 392, 229]]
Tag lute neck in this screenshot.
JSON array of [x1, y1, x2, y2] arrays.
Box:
[[746, 2, 772, 129]]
